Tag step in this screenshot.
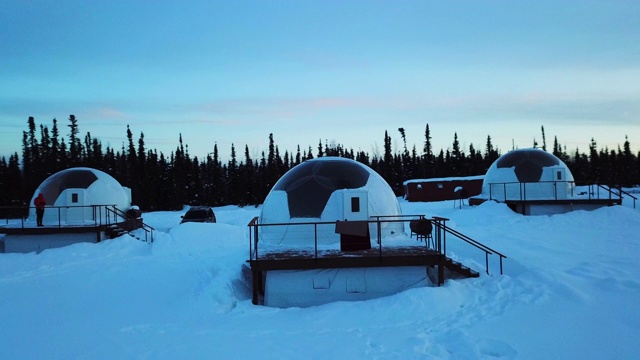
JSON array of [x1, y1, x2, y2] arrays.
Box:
[[444, 258, 480, 278], [110, 230, 127, 238]]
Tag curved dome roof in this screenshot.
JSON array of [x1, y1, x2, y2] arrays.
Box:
[[263, 157, 399, 220], [260, 157, 402, 245], [482, 148, 574, 200], [272, 158, 371, 218], [35, 168, 99, 205], [495, 149, 561, 182], [30, 167, 131, 210]]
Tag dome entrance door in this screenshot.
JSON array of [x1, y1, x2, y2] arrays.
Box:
[[65, 189, 85, 224], [550, 166, 568, 199], [342, 190, 368, 221]]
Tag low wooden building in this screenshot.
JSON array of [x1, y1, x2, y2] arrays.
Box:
[[403, 176, 484, 202]]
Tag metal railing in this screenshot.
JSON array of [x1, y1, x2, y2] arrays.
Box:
[[487, 180, 571, 201], [487, 180, 627, 203], [606, 185, 638, 209], [1, 204, 118, 228], [104, 206, 155, 243], [0, 204, 154, 243], [431, 216, 506, 275], [249, 215, 426, 261], [248, 214, 507, 276]]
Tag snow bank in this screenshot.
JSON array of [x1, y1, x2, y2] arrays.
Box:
[[0, 201, 639, 359]]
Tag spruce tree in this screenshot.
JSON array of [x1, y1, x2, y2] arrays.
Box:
[[588, 138, 600, 183], [68, 115, 82, 165], [621, 136, 637, 187], [39, 124, 52, 176], [228, 143, 239, 204], [295, 145, 302, 165], [484, 135, 499, 170], [423, 124, 434, 178], [51, 118, 60, 170]]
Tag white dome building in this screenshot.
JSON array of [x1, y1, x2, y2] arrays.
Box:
[[256, 157, 431, 308], [481, 148, 575, 201], [259, 157, 403, 246], [29, 167, 132, 225]]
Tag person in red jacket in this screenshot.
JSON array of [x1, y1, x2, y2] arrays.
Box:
[[34, 193, 46, 226]]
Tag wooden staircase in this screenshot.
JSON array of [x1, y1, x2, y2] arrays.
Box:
[[431, 216, 506, 279], [103, 206, 155, 243], [105, 224, 136, 240], [443, 258, 480, 278]]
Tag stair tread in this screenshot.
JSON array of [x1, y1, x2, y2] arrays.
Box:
[[443, 257, 480, 279]]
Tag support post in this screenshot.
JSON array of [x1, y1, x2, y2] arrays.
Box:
[[252, 270, 261, 305]]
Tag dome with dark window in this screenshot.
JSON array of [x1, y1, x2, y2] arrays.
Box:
[[272, 158, 371, 218], [259, 157, 402, 245], [481, 149, 574, 201], [495, 149, 561, 182], [29, 167, 132, 224]]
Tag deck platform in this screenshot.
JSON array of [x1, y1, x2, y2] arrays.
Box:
[[248, 246, 445, 271], [245, 216, 500, 306], [0, 224, 104, 236]]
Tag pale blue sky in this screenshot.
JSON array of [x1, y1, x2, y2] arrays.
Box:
[[1, 0, 639, 162]]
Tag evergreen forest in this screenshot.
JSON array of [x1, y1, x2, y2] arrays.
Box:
[[1, 116, 638, 211]]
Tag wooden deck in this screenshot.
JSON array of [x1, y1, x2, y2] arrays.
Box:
[[245, 216, 497, 305], [248, 246, 445, 271], [0, 219, 152, 252], [0, 224, 104, 236]]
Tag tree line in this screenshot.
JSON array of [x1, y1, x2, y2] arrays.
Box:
[[1, 116, 638, 211]]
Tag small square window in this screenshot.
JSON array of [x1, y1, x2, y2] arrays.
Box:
[[72, 193, 78, 203], [351, 197, 360, 212], [556, 171, 562, 180]]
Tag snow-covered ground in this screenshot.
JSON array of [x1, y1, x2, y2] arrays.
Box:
[[0, 197, 639, 359]]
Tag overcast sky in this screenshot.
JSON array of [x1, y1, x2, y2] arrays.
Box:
[[1, 0, 639, 162]]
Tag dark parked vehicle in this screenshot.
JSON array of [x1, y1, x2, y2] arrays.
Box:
[[180, 206, 216, 224]]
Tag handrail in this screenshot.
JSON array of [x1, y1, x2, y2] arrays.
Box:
[[0, 204, 119, 229], [370, 214, 426, 220], [600, 185, 637, 209], [431, 217, 506, 275], [0, 204, 155, 243], [0, 205, 29, 225], [104, 205, 155, 243], [489, 180, 576, 202], [487, 180, 626, 204], [247, 214, 507, 276], [248, 214, 428, 262], [248, 216, 259, 260]]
